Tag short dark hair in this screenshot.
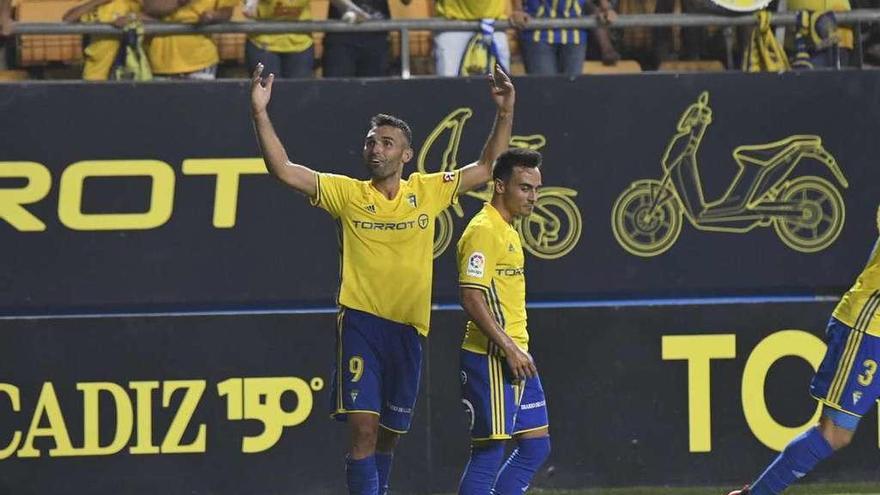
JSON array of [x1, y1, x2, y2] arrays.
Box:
[[493, 148, 542, 182], [369, 114, 413, 147]]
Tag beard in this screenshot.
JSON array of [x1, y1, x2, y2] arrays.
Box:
[[366, 159, 400, 180]]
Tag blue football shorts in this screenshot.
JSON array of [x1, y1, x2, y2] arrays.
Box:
[[811, 317, 880, 417], [329, 307, 423, 433], [460, 348, 549, 440]]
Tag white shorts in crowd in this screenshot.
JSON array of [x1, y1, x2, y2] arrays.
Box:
[[433, 31, 511, 77]]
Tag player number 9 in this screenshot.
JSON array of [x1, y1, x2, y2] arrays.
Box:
[[349, 356, 364, 383]]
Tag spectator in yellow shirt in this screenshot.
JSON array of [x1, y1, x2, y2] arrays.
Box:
[[143, 0, 236, 79], [63, 0, 144, 80], [244, 0, 313, 78]]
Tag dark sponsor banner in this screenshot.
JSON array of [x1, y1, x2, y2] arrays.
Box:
[[1, 72, 879, 311], [2, 302, 879, 493]]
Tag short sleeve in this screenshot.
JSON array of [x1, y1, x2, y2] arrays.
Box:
[[457, 224, 500, 289], [310, 173, 356, 218], [412, 171, 461, 216]]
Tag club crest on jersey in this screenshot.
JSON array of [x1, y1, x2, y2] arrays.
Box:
[[407, 193, 418, 208], [350, 390, 359, 403], [418, 214, 429, 229], [467, 252, 485, 277], [853, 391, 863, 405], [363, 204, 376, 214], [443, 172, 455, 183], [508, 243, 515, 252]]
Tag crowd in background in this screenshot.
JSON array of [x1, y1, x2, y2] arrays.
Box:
[[0, 0, 877, 80]]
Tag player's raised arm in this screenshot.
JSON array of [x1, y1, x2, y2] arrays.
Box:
[[250, 63, 318, 199], [456, 64, 515, 193], [459, 287, 536, 380]]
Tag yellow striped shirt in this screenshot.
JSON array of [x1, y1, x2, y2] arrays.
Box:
[[458, 203, 528, 354], [833, 210, 880, 335]]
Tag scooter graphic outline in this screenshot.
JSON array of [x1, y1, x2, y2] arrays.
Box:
[[611, 91, 849, 257], [417, 107, 582, 260]]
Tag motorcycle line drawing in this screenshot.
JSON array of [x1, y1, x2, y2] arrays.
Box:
[[611, 91, 849, 257], [417, 107, 582, 260]]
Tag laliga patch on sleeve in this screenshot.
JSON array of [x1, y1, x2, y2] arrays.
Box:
[[466, 252, 485, 278], [443, 172, 456, 183]]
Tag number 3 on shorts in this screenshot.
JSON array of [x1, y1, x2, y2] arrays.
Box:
[[858, 359, 877, 386], [349, 356, 364, 382]]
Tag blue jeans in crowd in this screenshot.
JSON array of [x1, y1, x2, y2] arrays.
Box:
[[521, 37, 587, 76], [246, 40, 314, 79]]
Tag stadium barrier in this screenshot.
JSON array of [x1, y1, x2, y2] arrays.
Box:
[[9, 9, 880, 76]]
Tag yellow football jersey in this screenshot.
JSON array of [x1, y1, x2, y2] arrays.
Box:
[[148, 0, 238, 74], [248, 0, 313, 53], [833, 212, 880, 335], [80, 0, 140, 80], [458, 203, 528, 354], [435, 0, 506, 20], [311, 171, 461, 336]]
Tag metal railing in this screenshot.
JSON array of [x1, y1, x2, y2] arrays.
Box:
[[10, 9, 880, 77]]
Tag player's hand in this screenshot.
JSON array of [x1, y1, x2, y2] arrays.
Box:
[[488, 64, 515, 114], [505, 347, 537, 380], [251, 63, 274, 116], [509, 9, 530, 29]]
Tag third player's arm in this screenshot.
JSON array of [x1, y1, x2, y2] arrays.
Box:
[[250, 64, 318, 199], [460, 287, 537, 379], [456, 65, 515, 193]]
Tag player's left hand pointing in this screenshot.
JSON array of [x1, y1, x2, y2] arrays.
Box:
[[488, 63, 515, 114]]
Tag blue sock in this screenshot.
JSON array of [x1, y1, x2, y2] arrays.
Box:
[[376, 452, 393, 495], [750, 427, 834, 495], [492, 436, 551, 495], [459, 442, 506, 495], [346, 455, 378, 495]]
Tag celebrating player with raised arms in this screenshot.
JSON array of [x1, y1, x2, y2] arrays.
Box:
[[250, 63, 515, 495]]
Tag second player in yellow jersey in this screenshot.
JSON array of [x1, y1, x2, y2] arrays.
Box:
[[458, 200, 527, 354], [456, 148, 551, 494]]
